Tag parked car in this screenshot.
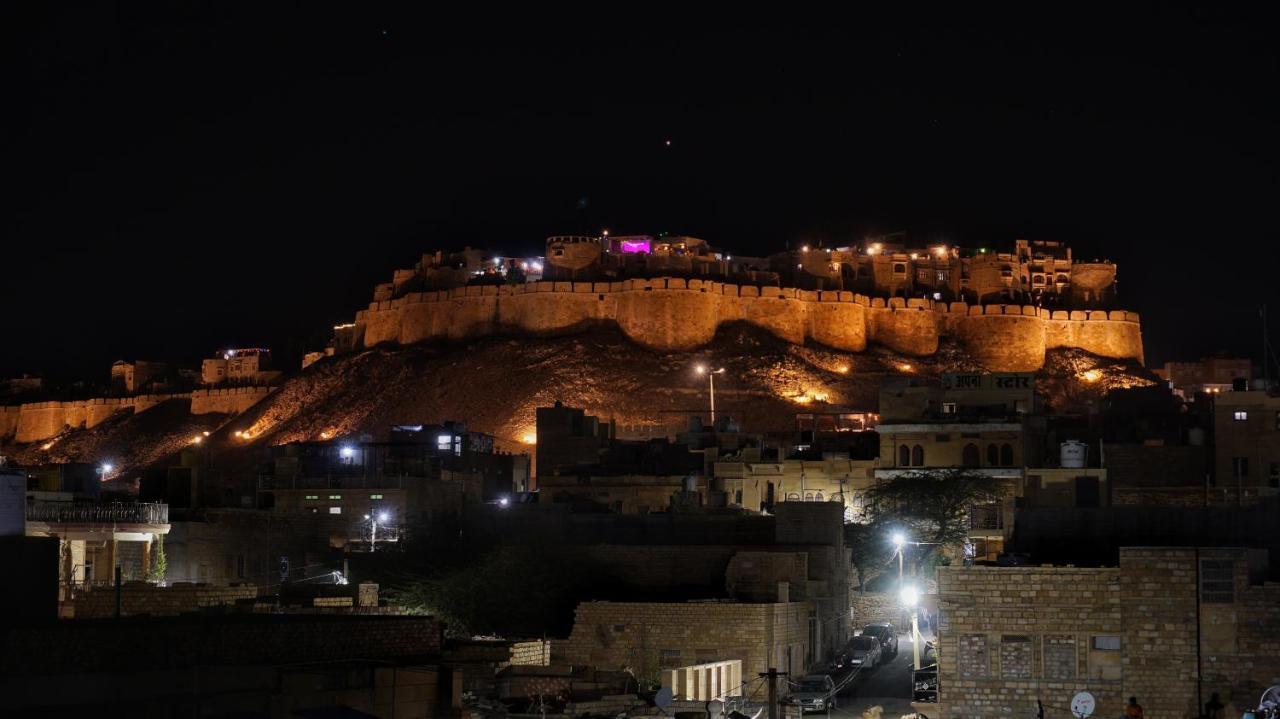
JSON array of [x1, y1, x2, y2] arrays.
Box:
[[860, 622, 899, 657], [784, 674, 836, 713], [845, 635, 882, 670]]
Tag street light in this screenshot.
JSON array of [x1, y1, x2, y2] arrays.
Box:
[[695, 365, 727, 423], [892, 531, 907, 591], [900, 584, 922, 670]]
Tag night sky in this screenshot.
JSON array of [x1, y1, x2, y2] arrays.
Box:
[[7, 5, 1277, 381]]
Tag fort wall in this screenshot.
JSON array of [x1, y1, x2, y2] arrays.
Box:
[[347, 279, 1143, 371], [4, 387, 277, 444], [190, 386, 276, 416]]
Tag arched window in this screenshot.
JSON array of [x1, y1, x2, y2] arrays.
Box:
[[962, 443, 980, 467], [899, 445, 911, 467], [987, 444, 999, 466], [1001, 443, 1015, 467], [815, 492, 824, 502], [912, 445, 925, 466]]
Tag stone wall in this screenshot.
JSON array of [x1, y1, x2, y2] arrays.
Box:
[[559, 600, 810, 679], [70, 582, 260, 618], [345, 279, 1143, 372], [4, 386, 276, 444], [0, 405, 19, 439], [938, 547, 1280, 719], [938, 564, 1125, 718], [190, 386, 276, 415]]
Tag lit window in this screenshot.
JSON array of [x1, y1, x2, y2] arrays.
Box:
[[328, 494, 341, 500], [437, 434, 452, 450], [942, 402, 957, 414], [370, 494, 383, 499], [329, 507, 342, 514], [1233, 411, 1248, 421], [304, 495, 319, 500]]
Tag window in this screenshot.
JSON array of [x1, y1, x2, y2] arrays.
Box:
[[1032, 274, 1046, 286], [1000, 636, 1032, 679], [1200, 558, 1235, 603], [1271, 463, 1279, 488], [1232, 457, 1249, 478], [370, 494, 383, 499], [963, 443, 980, 467], [329, 507, 342, 514], [935, 433, 951, 442], [937, 270, 949, 282], [1044, 635, 1076, 680], [1055, 273, 1069, 284], [1234, 411, 1248, 421], [987, 444, 999, 466], [942, 402, 957, 414], [1088, 635, 1122, 680], [328, 494, 341, 500], [236, 555, 246, 579], [892, 263, 907, 275], [912, 445, 924, 466], [899, 445, 911, 467], [304, 495, 319, 500], [1000, 443, 1014, 467], [959, 635, 988, 678]]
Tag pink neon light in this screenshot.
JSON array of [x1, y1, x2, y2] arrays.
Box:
[[619, 239, 651, 253]]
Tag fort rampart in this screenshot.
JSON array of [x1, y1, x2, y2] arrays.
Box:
[[341, 278, 1143, 371], [4, 386, 276, 444]]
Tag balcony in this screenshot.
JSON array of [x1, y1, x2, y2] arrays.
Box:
[[27, 501, 169, 525]]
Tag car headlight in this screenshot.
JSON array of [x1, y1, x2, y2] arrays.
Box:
[[813, 700, 824, 708]]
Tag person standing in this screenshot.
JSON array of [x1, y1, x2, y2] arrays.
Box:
[[1205, 692, 1225, 719], [1126, 697, 1145, 719]]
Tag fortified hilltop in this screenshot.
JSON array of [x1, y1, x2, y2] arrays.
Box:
[[328, 234, 1141, 372]]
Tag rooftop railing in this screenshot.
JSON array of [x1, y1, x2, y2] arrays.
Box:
[[27, 501, 169, 525]]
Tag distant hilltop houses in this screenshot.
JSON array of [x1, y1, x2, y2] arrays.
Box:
[[364, 233, 1118, 308], [319, 234, 1137, 373]]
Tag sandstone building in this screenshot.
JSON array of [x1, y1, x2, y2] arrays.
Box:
[[937, 547, 1280, 719]]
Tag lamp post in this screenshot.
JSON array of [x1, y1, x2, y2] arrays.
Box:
[[364, 511, 390, 552], [695, 365, 726, 424], [900, 584, 922, 671]]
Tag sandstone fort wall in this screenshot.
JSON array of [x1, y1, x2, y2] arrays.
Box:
[[349, 279, 1143, 371], [4, 387, 277, 444]]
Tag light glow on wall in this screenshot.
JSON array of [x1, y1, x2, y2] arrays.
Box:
[[619, 239, 651, 254]]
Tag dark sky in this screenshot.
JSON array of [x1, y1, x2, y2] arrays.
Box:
[[6, 5, 1278, 381]]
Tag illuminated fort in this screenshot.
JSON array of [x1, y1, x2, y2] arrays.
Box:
[[330, 234, 1142, 373]]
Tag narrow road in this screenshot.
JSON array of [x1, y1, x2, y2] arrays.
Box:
[[829, 632, 923, 719]]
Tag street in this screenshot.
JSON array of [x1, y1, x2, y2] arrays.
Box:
[[829, 632, 929, 719]]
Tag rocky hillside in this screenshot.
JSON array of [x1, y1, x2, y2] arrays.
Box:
[[3, 323, 1157, 477]]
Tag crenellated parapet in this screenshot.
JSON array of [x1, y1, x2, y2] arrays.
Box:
[[337, 278, 1143, 372]]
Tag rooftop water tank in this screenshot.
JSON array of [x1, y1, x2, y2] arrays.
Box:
[[1060, 440, 1088, 469]]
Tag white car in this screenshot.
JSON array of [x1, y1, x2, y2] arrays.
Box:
[[785, 674, 836, 713], [846, 635, 882, 670]]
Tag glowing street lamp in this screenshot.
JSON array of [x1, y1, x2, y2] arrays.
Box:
[[365, 511, 391, 552], [695, 365, 727, 423], [892, 531, 907, 591], [97, 463, 114, 482]]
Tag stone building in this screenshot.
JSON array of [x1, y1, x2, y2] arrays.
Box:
[[1211, 389, 1280, 504], [714, 456, 876, 518], [560, 599, 809, 684], [110, 359, 168, 394], [201, 347, 281, 386], [937, 547, 1280, 719], [1154, 356, 1253, 397], [874, 374, 1042, 560]]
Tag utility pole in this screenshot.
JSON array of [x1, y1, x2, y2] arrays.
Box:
[[759, 668, 787, 719]]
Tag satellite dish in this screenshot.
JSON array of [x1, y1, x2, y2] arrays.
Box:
[[1258, 685, 1280, 714], [655, 686, 674, 709], [1070, 692, 1096, 719]]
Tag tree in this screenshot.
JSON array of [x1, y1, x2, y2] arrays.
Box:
[[865, 469, 1008, 565], [146, 533, 167, 584], [844, 516, 896, 593]]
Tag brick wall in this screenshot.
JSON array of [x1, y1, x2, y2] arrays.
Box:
[[70, 582, 259, 618], [938, 565, 1124, 718], [938, 548, 1280, 719], [560, 600, 810, 681]]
